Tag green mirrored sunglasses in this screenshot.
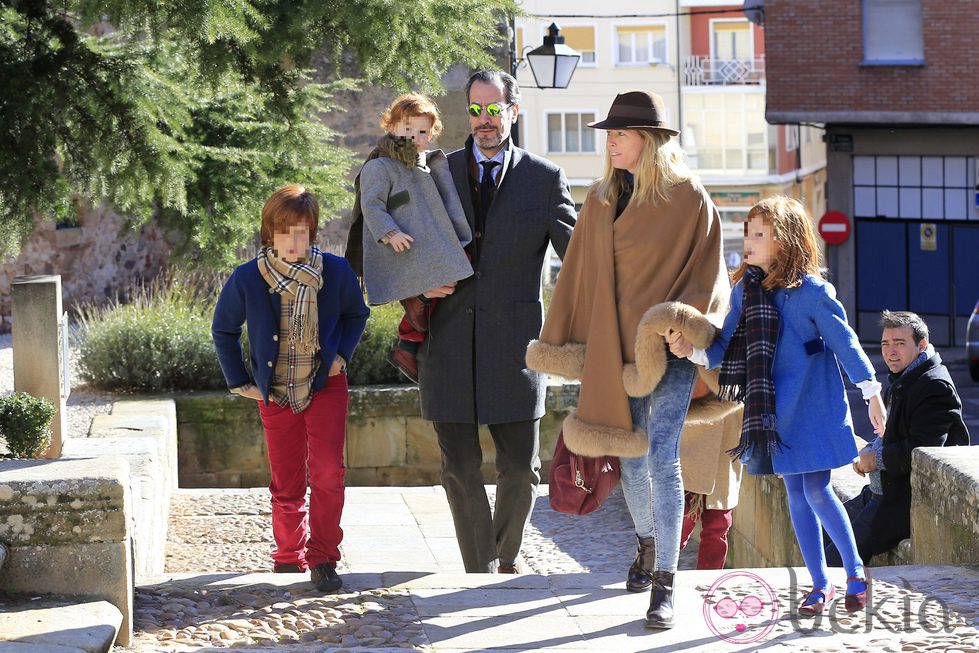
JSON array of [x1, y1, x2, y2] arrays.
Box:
[[467, 102, 510, 118]]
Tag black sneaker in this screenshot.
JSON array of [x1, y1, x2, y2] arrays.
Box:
[[311, 562, 342, 592], [273, 563, 304, 573]]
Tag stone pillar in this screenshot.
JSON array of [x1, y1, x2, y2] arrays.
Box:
[[11, 275, 68, 458]]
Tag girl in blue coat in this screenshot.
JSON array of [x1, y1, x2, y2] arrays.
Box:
[[212, 184, 369, 592], [669, 196, 886, 616]]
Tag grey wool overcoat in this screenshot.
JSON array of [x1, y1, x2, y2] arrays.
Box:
[[417, 137, 576, 424]]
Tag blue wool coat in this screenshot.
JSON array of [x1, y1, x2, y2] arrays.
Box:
[[706, 275, 875, 475], [212, 254, 370, 405]]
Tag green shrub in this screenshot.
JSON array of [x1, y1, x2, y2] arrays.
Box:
[[75, 272, 227, 392], [347, 302, 408, 386], [75, 268, 408, 390], [0, 392, 55, 458]]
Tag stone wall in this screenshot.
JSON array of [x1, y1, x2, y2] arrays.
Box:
[[176, 383, 579, 488], [0, 204, 170, 332], [910, 446, 979, 564]]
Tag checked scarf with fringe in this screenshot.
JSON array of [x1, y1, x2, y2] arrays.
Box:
[[719, 265, 784, 459], [257, 246, 324, 354]]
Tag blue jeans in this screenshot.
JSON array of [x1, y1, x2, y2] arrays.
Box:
[[619, 357, 697, 573]]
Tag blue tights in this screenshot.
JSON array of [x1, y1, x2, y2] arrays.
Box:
[[783, 471, 865, 593]]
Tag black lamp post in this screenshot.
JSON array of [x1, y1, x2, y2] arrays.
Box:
[[509, 21, 581, 147]]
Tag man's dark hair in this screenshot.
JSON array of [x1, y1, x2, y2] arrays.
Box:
[[881, 310, 929, 344], [465, 70, 521, 105]]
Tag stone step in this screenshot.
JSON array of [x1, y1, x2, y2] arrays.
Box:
[[0, 596, 122, 653]]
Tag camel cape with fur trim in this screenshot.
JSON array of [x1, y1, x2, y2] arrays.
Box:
[[527, 180, 730, 457]]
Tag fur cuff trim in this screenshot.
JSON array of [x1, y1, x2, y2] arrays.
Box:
[[562, 411, 648, 458], [526, 340, 586, 380], [627, 302, 718, 397]]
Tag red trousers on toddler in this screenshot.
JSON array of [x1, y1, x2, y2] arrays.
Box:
[[258, 374, 349, 570], [679, 492, 734, 570]]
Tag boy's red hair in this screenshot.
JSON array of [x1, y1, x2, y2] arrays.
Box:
[[260, 184, 319, 246]]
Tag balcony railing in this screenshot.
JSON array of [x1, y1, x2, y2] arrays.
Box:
[[683, 55, 766, 86]]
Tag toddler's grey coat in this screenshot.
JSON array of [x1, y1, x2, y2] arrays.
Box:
[[360, 144, 473, 305]]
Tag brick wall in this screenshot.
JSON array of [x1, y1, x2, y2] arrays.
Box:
[[765, 0, 978, 119]]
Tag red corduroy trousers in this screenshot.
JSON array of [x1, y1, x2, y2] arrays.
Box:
[[258, 374, 348, 570]]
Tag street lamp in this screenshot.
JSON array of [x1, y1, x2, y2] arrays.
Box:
[[521, 23, 581, 90]]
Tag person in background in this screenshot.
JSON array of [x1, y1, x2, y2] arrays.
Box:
[[678, 380, 744, 570], [826, 310, 970, 566]]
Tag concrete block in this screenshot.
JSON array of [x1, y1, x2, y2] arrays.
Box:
[[11, 275, 67, 458], [348, 384, 420, 417], [109, 398, 178, 490], [911, 446, 979, 564], [0, 598, 121, 653], [0, 457, 133, 645], [343, 467, 379, 486], [61, 436, 166, 579], [376, 466, 441, 486], [172, 383, 581, 487], [0, 458, 128, 544], [346, 416, 406, 468], [404, 417, 439, 467]]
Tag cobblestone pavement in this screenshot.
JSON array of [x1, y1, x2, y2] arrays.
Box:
[[119, 487, 699, 651], [113, 488, 979, 652]]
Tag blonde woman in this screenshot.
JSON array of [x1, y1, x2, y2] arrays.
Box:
[[527, 90, 729, 628]]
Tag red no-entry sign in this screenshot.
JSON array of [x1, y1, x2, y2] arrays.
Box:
[[818, 211, 851, 245]]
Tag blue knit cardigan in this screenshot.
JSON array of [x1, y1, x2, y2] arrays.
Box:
[[212, 254, 370, 405], [706, 275, 876, 475]]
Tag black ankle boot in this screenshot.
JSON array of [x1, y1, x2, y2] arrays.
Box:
[[645, 571, 676, 629], [626, 534, 656, 592]]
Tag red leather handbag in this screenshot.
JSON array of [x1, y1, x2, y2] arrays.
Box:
[[548, 430, 620, 515]]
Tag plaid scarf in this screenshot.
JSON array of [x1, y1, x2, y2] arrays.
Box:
[[720, 265, 784, 459], [257, 246, 324, 354]]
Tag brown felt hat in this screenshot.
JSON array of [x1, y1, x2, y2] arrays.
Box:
[[587, 90, 679, 136]]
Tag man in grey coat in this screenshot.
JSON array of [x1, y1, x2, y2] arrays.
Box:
[[417, 70, 576, 573]]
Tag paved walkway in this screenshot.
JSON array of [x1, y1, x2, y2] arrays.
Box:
[[113, 486, 979, 652]]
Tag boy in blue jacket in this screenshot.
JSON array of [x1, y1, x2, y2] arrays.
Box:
[[212, 184, 369, 592]]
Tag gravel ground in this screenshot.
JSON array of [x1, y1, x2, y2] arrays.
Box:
[[0, 332, 115, 442]]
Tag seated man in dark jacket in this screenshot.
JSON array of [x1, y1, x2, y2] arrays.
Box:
[[826, 310, 970, 566]]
